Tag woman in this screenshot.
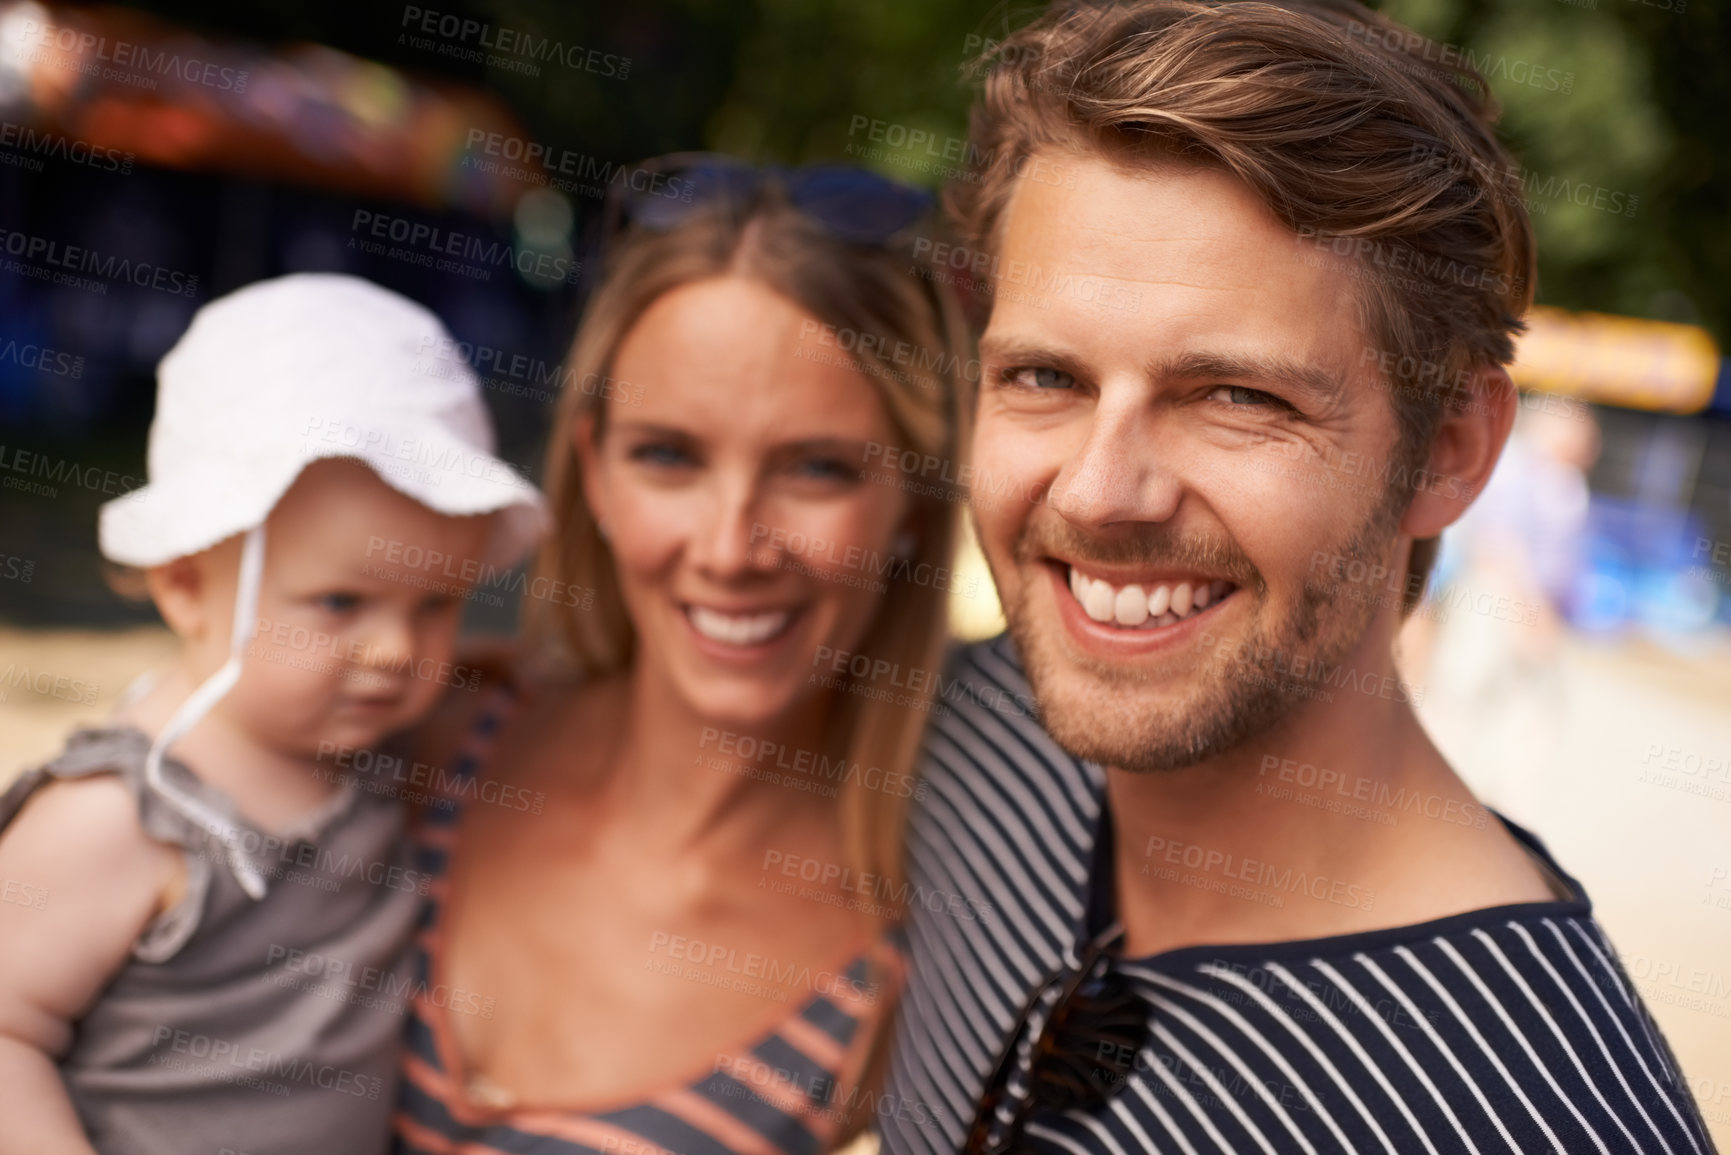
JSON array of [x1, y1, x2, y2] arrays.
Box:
[[392, 157, 970, 1154]]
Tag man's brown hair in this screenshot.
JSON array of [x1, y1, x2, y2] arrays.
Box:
[[950, 0, 1536, 611]]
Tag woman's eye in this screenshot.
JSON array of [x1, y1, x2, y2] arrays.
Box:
[[1207, 384, 1282, 407], [629, 442, 694, 468], [317, 592, 362, 613], [1003, 366, 1075, 391], [793, 457, 863, 482], [419, 593, 458, 614]]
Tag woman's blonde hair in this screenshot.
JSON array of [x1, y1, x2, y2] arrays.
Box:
[[527, 184, 971, 895]]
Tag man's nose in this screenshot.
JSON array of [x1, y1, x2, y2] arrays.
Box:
[[1048, 398, 1182, 530]]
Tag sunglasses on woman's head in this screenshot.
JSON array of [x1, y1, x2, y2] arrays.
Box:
[[966, 923, 1152, 1155], [602, 151, 935, 249]]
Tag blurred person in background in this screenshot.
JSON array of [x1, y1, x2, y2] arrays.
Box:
[[391, 158, 971, 1154], [1405, 400, 1603, 821]]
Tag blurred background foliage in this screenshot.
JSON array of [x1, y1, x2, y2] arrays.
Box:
[[128, 0, 1728, 342]]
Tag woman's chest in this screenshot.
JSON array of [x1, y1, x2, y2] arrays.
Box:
[[433, 812, 874, 1107]]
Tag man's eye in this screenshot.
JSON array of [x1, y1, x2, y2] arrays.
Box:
[[317, 592, 362, 613], [1207, 384, 1280, 407], [1004, 366, 1076, 391]]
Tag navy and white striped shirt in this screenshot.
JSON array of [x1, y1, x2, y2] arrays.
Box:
[[880, 635, 1713, 1155]]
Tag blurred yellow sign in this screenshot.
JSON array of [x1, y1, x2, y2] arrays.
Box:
[[1511, 306, 1720, 414]]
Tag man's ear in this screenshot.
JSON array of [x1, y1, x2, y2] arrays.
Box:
[[1399, 364, 1515, 541], [143, 555, 211, 640]]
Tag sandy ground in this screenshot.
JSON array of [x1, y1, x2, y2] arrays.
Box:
[[3, 621, 1728, 1147]]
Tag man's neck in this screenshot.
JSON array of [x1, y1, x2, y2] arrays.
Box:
[[1104, 648, 1554, 958]]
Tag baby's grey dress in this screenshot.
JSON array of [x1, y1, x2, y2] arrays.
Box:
[[0, 725, 425, 1155]]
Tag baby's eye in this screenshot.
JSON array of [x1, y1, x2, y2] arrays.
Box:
[[1207, 384, 1281, 407], [1003, 366, 1075, 391], [419, 593, 459, 614], [316, 592, 363, 613]]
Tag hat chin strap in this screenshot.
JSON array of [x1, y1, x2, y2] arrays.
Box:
[[144, 525, 270, 900]]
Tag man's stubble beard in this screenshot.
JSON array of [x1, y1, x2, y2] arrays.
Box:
[[997, 490, 1406, 775]]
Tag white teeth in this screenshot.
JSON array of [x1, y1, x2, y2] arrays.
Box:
[[1066, 567, 1233, 630], [1170, 582, 1193, 617], [1082, 578, 1116, 623], [1146, 583, 1171, 618], [689, 606, 790, 646]]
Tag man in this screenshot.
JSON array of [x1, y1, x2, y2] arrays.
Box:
[[879, 2, 1713, 1153]]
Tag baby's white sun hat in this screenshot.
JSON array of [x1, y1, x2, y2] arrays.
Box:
[[99, 273, 550, 897]]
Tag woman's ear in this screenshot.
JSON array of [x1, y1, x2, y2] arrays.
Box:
[[1399, 364, 1516, 541]]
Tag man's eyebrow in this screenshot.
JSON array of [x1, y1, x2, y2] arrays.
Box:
[[977, 335, 1091, 378], [1161, 351, 1343, 402]]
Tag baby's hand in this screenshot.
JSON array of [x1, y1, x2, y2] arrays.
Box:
[[0, 774, 182, 1155]]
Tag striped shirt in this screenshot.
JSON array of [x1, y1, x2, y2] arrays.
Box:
[[879, 635, 1714, 1155], [393, 686, 907, 1155]]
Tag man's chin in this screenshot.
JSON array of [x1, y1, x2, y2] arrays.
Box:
[[1013, 618, 1295, 775]]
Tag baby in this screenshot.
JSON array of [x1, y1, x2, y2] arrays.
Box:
[[0, 275, 546, 1155]]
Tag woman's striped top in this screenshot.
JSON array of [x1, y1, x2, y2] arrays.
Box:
[[877, 635, 1715, 1155], [392, 686, 907, 1155]]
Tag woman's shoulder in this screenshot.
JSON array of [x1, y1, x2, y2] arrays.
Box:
[[408, 643, 618, 776]]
